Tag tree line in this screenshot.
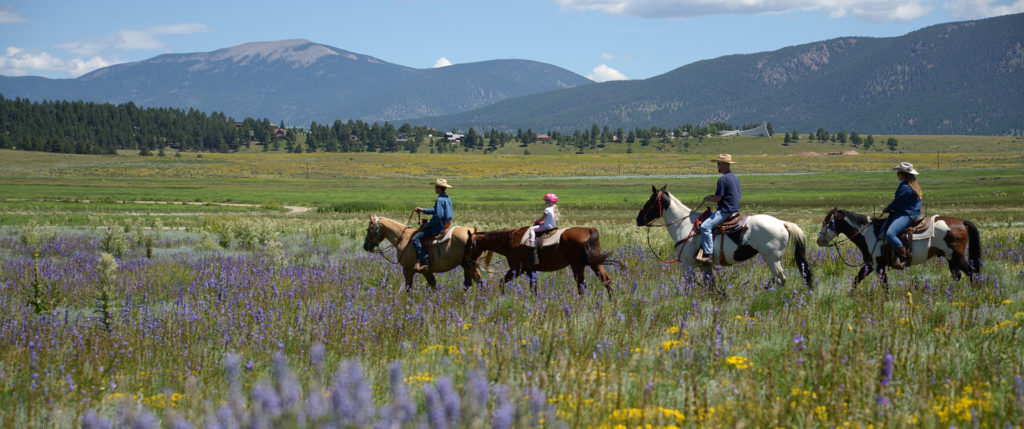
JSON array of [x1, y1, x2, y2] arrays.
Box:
[[1, 96, 894, 155]]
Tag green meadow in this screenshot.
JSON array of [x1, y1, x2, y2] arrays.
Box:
[[1, 135, 1024, 427]]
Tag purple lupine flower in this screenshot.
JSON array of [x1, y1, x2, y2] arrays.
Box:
[[1014, 374, 1023, 410], [330, 360, 375, 426], [423, 383, 448, 429], [169, 414, 194, 429], [252, 381, 282, 418], [526, 387, 546, 428], [223, 352, 241, 387], [81, 409, 113, 429], [464, 369, 489, 422], [880, 353, 893, 387], [793, 335, 806, 351], [272, 352, 302, 412], [121, 406, 160, 429], [491, 385, 514, 429], [436, 377, 461, 428], [309, 342, 326, 372]]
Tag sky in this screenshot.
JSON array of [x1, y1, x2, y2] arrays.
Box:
[[1, 0, 1022, 82]]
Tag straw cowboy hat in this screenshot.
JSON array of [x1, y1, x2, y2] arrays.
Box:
[[893, 162, 919, 175], [710, 154, 735, 164], [431, 178, 453, 188]]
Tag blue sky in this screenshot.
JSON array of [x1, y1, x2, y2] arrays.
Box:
[[1, 0, 1022, 81]]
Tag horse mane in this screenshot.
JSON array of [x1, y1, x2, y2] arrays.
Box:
[[838, 209, 871, 226], [474, 228, 518, 250]]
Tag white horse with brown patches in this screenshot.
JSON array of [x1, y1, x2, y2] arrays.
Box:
[[636, 186, 813, 294]]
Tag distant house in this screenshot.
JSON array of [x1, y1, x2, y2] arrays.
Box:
[[535, 135, 552, 142], [397, 133, 409, 143], [349, 135, 360, 142], [273, 128, 286, 138]]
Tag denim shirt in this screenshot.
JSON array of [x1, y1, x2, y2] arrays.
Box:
[[422, 193, 452, 229], [884, 182, 921, 218], [715, 172, 741, 215]]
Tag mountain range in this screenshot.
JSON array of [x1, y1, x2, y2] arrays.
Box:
[[431, 12, 1024, 135], [1, 12, 1022, 135], [0, 39, 592, 126]]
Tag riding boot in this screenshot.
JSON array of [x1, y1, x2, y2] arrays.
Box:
[[531, 243, 541, 267], [414, 256, 431, 272], [893, 246, 908, 269]]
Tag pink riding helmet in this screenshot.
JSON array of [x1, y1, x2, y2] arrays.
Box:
[[543, 193, 558, 203]]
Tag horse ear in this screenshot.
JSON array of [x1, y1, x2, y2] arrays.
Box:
[[651, 185, 657, 193], [660, 184, 667, 191]]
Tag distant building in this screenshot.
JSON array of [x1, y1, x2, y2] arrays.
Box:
[[719, 122, 771, 137], [535, 135, 552, 142], [445, 132, 464, 142]]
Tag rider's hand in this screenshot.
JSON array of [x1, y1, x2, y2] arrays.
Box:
[[415, 207, 422, 213]]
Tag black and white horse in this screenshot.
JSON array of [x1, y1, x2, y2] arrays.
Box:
[[816, 208, 981, 290], [636, 186, 813, 292]]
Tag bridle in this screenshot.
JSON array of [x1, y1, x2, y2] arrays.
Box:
[[366, 216, 417, 265], [641, 190, 704, 264], [819, 213, 873, 268]]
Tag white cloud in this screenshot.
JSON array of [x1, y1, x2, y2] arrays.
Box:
[[0, 47, 64, 75], [1, 46, 123, 77], [553, 0, 937, 22], [587, 64, 629, 82], [601, 52, 616, 60], [0, 8, 27, 23], [944, 0, 1024, 19], [433, 56, 453, 68], [58, 23, 212, 56]]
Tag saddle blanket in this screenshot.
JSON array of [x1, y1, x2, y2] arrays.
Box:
[[429, 226, 462, 245], [519, 228, 567, 247], [910, 215, 939, 240]]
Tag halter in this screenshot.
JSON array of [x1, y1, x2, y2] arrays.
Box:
[[641, 191, 704, 264]]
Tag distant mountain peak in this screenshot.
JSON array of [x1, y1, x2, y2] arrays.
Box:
[[201, 39, 341, 67]]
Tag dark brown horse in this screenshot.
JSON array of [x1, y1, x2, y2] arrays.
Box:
[[465, 227, 617, 297], [816, 208, 981, 291]]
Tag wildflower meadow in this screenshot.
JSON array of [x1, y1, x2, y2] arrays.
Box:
[[1, 143, 1023, 428]]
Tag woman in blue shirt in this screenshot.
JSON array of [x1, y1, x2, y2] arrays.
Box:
[[881, 162, 922, 268]]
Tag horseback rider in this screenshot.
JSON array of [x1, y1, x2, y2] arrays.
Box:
[[412, 178, 453, 272], [696, 154, 741, 264], [881, 162, 922, 268], [526, 193, 560, 265]]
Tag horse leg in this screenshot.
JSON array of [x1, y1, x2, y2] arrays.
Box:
[[500, 269, 519, 295], [766, 259, 786, 290], [571, 263, 587, 296], [423, 272, 438, 290], [878, 266, 890, 295], [461, 261, 476, 290], [403, 268, 416, 292], [591, 264, 613, 299]]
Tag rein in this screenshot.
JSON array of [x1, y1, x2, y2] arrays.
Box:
[[821, 215, 873, 268], [370, 214, 418, 265]]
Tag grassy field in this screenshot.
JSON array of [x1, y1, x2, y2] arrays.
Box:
[[1, 138, 1023, 427]]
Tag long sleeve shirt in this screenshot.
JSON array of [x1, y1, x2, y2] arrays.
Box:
[[884, 182, 921, 217], [422, 193, 452, 230]]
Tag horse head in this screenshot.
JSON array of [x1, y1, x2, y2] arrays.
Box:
[[636, 185, 670, 226], [363, 215, 385, 251], [816, 208, 840, 247]]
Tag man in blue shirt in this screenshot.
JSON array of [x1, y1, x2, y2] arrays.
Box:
[[697, 154, 741, 264], [412, 178, 453, 272]]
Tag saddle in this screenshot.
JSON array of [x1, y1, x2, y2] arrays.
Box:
[[418, 222, 452, 252], [698, 209, 749, 266], [519, 228, 566, 247], [885, 215, 937, 267]]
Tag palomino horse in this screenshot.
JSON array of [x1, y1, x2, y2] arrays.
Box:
[[362, 215, 481, 291], [635, 186, 813, 293], [816, 208, 981, 290], [465, 226, 616, 298]]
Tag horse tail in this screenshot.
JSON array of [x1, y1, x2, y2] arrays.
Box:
[[584, 228, 622, 268], [784, 222, 814, 287], [963, 220, 982, 274]]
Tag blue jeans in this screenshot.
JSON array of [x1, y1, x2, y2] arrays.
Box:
[[411, 225, 442, 260], [700, 210, 729, 255], [883, 215, 913, 249]]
